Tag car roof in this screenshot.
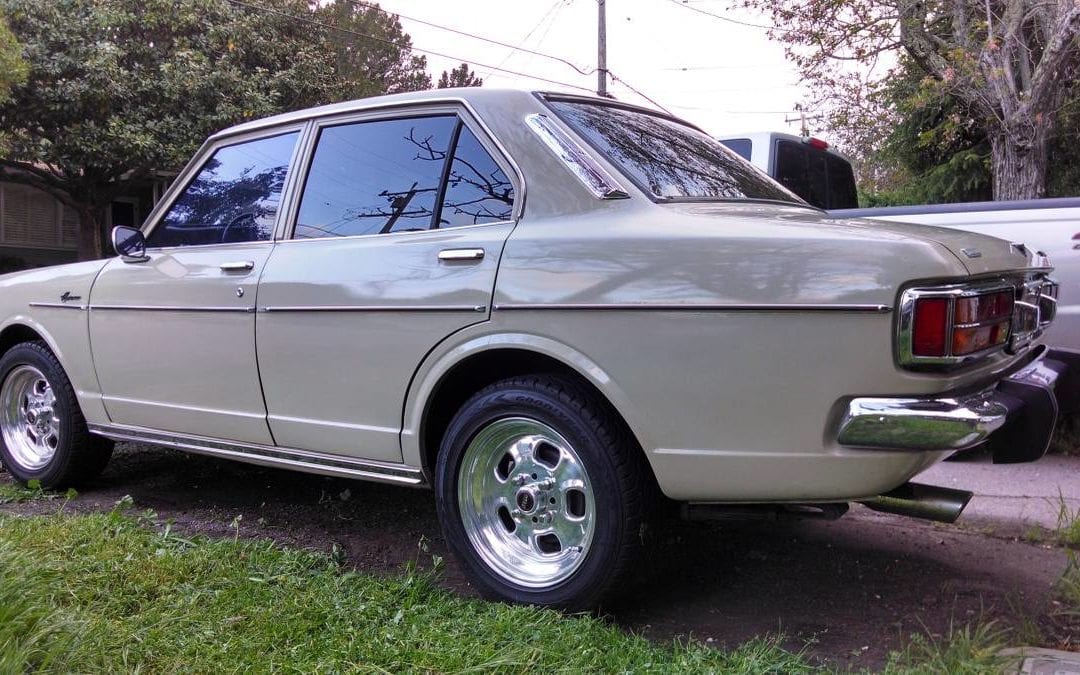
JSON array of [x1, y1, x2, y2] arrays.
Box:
[[209, 88, 674, 141]]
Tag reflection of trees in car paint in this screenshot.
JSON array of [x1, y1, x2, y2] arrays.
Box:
[[149, 132, 299, 248], [295, 117, 514, 239], [549, 101, 800, 203]]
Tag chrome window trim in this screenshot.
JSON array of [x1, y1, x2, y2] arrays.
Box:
[[271, 218, 514, 246], [88, 423, 426, 487], [281, 102, 525, 242], [139, 125, 309, 249], [493, 302, 891, 313], [525, 113, 630, 200]]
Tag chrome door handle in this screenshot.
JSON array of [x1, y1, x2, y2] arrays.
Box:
[[438, 248, 485, 262], [220, 260, 255, 272]]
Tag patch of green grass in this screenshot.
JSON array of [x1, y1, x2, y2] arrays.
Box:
[[1054, 491, 1080, 548], [878, 621, 1012, 674], [0, 508, 815, 673], [1050, 413, 1080, 456], [0, 478, 76, 505]]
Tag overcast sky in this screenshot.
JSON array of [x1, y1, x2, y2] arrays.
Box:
[[372, 0, 814, 138]]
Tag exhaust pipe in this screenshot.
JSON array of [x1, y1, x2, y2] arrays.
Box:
[[859, 482, 972, 523]]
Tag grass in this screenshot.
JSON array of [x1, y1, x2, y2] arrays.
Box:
[[877, 622, 1013, 674], [1050, 413, 1080, 456], [0, 495, 1059, 673], [0, 505, 816, 673]]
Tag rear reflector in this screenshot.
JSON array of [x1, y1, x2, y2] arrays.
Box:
[[913, 298, 948, 356]]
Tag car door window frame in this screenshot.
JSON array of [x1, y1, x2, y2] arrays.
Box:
[[139, 122, 310, 252], [278, 103, 524, 244]]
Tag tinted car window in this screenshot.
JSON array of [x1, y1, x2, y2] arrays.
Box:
[[827, 154, 858, 209], [719, 138, 752, 161], [295, 116, 457, 238], [548, 100, 800, 203], [148, 132, 298, 248], [438, 126, 514, 227], [774, 140, 827, 208]]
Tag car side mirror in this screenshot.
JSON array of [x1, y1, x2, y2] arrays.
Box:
[[112, 226, 149, 263]]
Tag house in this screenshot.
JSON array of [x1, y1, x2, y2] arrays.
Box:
[[0, 175, 172, 273]]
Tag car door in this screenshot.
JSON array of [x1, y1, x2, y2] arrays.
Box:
[[256, 107, 520, 462], [89, 128, 304, 445]]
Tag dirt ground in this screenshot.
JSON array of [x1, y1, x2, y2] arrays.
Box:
[[1, 443, 1074, 670]]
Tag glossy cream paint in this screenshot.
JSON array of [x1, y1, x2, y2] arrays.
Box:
[[0, 89, 1053, 502]]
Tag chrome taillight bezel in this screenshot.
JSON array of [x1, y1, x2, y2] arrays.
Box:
[[897, 273, 1057, 369], [897, 280, 1017, 368]]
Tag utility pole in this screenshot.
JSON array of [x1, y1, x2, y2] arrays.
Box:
[[597, 0, 607, 96], [784, 103, 823, 137]]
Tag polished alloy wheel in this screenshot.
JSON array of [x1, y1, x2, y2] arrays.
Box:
[[1, 365, 61, 471], [457, 416, 596, 588]]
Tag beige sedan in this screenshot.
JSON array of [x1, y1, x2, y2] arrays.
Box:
[[0, 89, 1075, 609]]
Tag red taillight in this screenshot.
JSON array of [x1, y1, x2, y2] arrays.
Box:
[[911, 289, 1014, 360], [806, 137, 829, 150], [912, 298, 948, 356]]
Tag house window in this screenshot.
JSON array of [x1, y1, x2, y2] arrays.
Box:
[[0, 183, 76, 250]]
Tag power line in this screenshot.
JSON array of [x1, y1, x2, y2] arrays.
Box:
[[481, 0, 565, 80], [607, 71, 672, 114], [342, 0, 594, 76], [661, 0, 787, 33], [223, 0, 596, 93]]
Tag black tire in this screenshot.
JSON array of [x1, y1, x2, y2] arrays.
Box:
[[0, 341, 113, 488], [434, 373, 653, 610]]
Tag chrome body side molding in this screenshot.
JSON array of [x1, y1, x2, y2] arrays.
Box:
[[259, 305, 487, 313], [89, 304, 257, 313], [87, 423, 426, 487], [493, 302, 892, 313], [28, 302, 87, 311]]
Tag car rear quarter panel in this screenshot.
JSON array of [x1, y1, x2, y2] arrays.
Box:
[[466, 205, 1023, 501]]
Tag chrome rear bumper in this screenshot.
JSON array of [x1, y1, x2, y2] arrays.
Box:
[[837, 348, 1080, 463]]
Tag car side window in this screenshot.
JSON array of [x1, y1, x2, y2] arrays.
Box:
[[294, 115, 457, 239], [147, 132, 299, 248], [438, 126, 515, 228]]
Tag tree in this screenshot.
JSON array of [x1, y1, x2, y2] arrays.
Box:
[[0, 0, 431, 260], [437, 63, 483, 89], [743, 0, 1080, 200], [316, 1, 432, 97], [0, 13, 26, 104]]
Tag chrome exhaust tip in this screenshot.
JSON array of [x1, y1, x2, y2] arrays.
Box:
[[858, 482, 972, 523]]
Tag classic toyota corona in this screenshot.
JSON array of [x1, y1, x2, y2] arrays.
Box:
[[1, 89, 1076, 609]]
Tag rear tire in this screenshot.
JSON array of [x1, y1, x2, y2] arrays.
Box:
[[435, 374, 652, 610], [0, 341, 113, 488]]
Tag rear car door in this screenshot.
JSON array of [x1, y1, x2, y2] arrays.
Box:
[[89, 128, 303, 444], [255, 106, 519, 462]]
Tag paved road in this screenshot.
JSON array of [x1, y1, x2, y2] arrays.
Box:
[[2, 444, 1076, 669], [921, 452, 1080, 533]]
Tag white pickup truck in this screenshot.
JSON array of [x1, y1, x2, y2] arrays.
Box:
[[717, 133, 1079, 351]]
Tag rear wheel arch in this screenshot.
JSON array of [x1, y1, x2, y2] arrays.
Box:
[[414, 342, 652, 483]]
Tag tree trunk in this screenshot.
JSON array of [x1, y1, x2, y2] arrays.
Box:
[[76, 203, 106, 261], [988, 126, 1048, 201]]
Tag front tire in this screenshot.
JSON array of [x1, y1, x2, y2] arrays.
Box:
[[0, 341, 113, 487], [435, 374, 651, 610]]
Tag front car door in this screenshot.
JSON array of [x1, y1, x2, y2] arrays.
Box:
[[256, 106, 520, 462], [89, 127, 304, 444]]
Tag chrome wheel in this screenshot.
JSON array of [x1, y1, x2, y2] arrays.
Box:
[[457, 417, 596, 588], [1, 365, 61, 471]]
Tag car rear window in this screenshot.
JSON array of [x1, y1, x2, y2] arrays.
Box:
[[546, 100, 801, 204]]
